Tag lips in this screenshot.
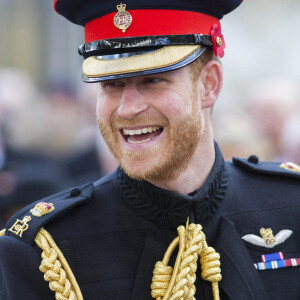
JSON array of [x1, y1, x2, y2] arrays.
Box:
[[121, 126, 163, 144]]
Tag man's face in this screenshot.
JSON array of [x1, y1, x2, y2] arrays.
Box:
[[96, 66, 204, 180]]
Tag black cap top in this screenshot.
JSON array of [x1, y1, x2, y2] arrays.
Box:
[[55, 0, 243, 26]]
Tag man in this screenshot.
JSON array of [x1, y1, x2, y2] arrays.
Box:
[[1, 1, 299, 300]]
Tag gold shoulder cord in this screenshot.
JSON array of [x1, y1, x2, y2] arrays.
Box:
[[151, 222, 222, 300], [1, 226, 82, 299], [2, 223, 221, 300], [35, 228, 83, 300]]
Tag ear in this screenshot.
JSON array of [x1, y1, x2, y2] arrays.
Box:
[[199, 61, 223, 109]]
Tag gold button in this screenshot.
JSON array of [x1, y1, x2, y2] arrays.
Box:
[[216, 37, 222, 47]]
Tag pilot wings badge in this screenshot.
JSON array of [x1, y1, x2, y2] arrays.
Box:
[[242, 227, 293, 248]]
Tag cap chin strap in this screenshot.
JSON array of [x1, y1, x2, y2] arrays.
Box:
[[79, 34, 213, 58], [151, 223, 222, 300]]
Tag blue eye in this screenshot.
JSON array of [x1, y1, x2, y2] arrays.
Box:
[[144, 77, 161, 84], [109, 81, 121, 86], [102, 81, 123, 89]]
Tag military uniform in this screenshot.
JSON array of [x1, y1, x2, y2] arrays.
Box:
[[0, 144, 299, 299], [1, 0, 300, 299]]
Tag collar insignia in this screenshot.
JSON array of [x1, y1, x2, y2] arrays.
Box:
[[280, 162, 300, 173], [8, 216, 31, 238], [242, 228, 293, 248], [114, 3, 132, 33], [30, 202, 55, 217]]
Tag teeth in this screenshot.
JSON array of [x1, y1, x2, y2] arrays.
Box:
[[128, 137, 151, 144], [123, 126, 160, 136]]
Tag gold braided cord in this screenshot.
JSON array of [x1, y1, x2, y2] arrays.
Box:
[[0, 229, 5, 236], [151, 223, 222, 300], [35, 228, 83, 300]]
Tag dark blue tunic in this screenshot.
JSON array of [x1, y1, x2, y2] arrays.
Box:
[[0, 145, 299, 299]]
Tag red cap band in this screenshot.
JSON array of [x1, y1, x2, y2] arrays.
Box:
[[85, 9, 220, 43]]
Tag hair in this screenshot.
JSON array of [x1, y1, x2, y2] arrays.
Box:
[[188, 47, 221, 83]]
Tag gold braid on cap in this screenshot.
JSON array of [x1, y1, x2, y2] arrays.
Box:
[[0, 229, 5, 236], [151, 221, 222, 300], [35, 228, 83, 300]]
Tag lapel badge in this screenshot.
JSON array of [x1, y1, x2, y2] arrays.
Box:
[[8, 216, 31, 238], [114, 3, 132, 33], [242, 227, 293, 248], [30, 202, 54, 217], [260, 228, 275, 245], [280, 162, 300, 173]]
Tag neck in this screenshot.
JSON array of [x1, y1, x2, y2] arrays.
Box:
[[147, 123, 215, 195]]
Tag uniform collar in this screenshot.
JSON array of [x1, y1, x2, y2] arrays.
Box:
[[116, 142, 228, 229]]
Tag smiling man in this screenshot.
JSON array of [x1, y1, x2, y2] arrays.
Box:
[[97, 64, 215, 190], [1, 1, 300, 300]]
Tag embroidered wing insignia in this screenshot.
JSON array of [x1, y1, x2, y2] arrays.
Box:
[[273, 230, 293, 246], [242, 229, 293, 248], [242, 234, 266, 247]]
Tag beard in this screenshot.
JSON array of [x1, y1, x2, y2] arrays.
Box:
[[98, 96, 204, 181]]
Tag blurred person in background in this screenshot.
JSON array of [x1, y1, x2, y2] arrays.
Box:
[[213, 108, 273, 161], [279, 113, 300, 165], [6, 78, 84, 158], [0, 68, 40, 171], [0, 68, 67, 225], [61, 82, 118, 185], [247, 78, 300, 160], [0, 162, 64, 227], [0, 1, 300, 300]]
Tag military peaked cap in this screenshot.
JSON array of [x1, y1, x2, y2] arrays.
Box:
[[54, 0, 243, 82]]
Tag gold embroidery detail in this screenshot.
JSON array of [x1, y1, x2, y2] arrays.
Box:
[[83, 45, 200, 78], [0, 229, 5, 236], [30, 202, 54, 217], [8, 216, 31, 238], [114, 3, 132, 33], [280, 162, 300, 173], [35, 228, 83, 300], [260, 228, 275, 246], [151, 223, 221, 300], [216, 37, 222, 47]]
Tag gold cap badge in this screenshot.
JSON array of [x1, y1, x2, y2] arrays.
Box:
[[30, 202, 54, 217], [114, 3, 132, 33]]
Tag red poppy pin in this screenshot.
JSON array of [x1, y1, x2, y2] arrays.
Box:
[[211, 24, 225, 58]]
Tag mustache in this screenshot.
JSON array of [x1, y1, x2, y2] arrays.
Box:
[[110, 113, 169, 129]]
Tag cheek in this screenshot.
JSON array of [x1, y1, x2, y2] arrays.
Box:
[[154, 93, 193, 120], [96, 96, 117, 122]]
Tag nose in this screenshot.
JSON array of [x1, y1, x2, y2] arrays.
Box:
[[117, 83, 148, 119]]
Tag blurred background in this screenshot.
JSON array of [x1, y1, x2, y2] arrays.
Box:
[[0, 0, 300, 225]]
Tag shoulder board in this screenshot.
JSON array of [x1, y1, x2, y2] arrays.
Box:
[[4, 182, 94, 245], [232, 155, 300, 179]]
